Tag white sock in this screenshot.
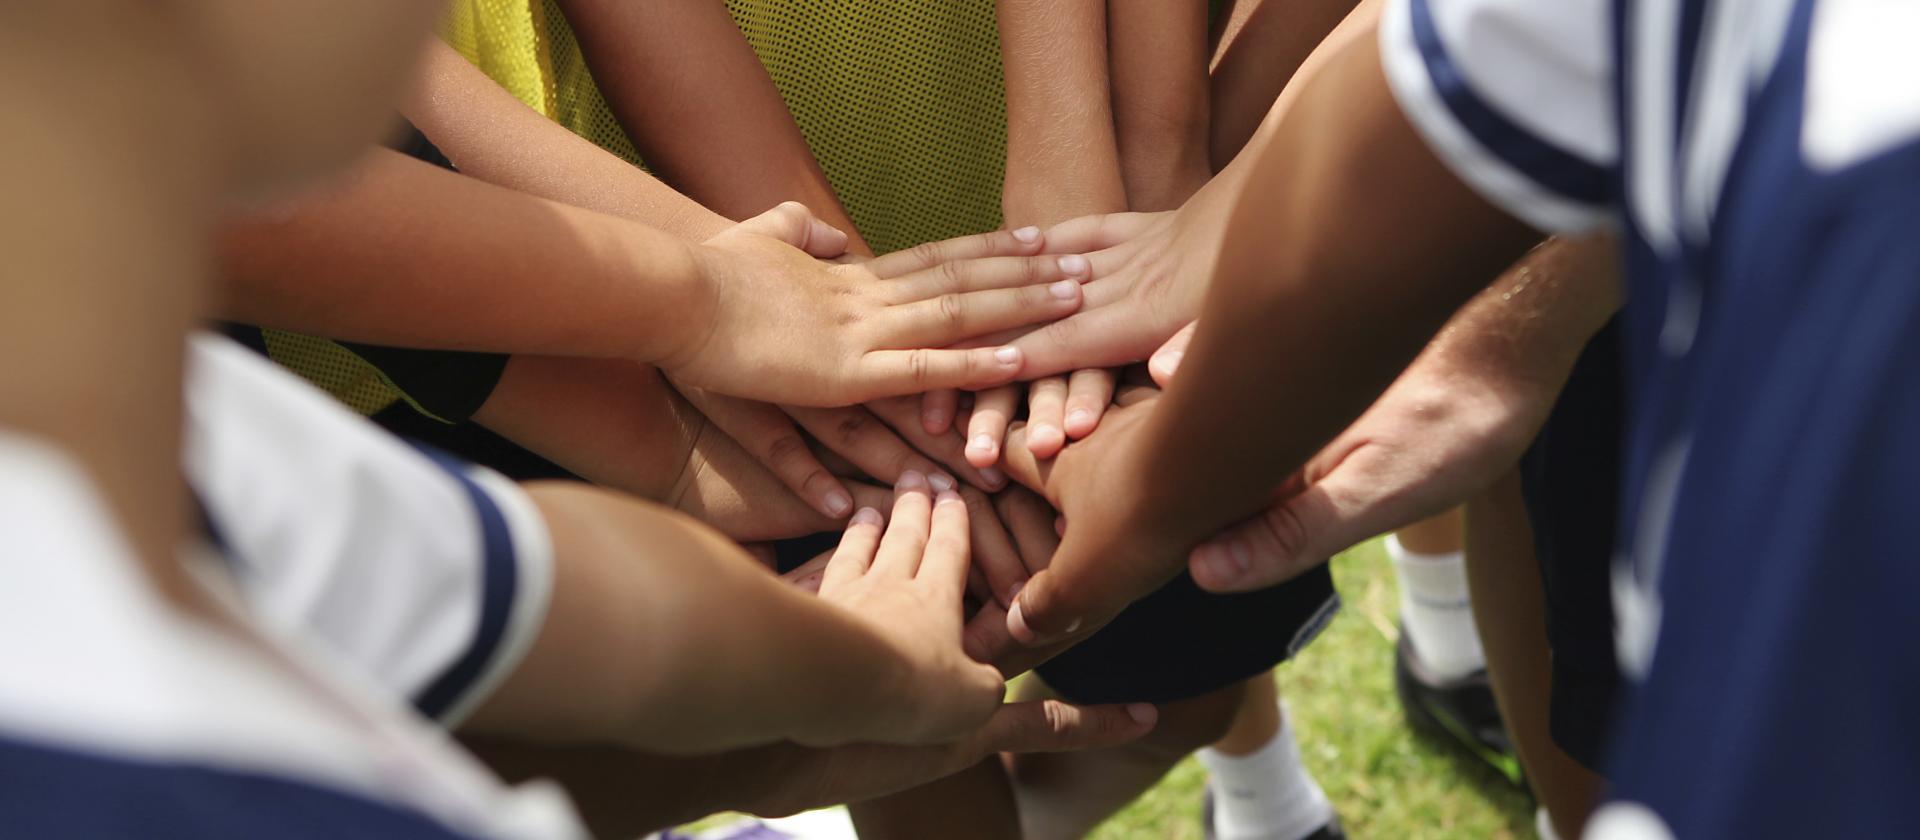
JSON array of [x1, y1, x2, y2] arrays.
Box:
[[1198, 706, 1334, 840], [1535, 807, 1562, 840], [1387, 533, 1485, 681]]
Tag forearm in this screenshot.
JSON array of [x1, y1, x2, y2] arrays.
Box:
[[1122, 33, 1538, 558], [1209, 0, 1367, 170], [216, 148, 703, 361], [556, 0, 868, 253], [469, 482, 914, 753], [1107, 0, 1212, 210], [470, 356, 699, 502], [1421, 235, 1621, 400], [998, 0, 1127, 226], [403, 40, 731, 240]]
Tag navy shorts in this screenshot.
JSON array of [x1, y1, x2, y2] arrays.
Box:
[[1518, 320, 1624, 771], [1034, 567, 1340, 706]]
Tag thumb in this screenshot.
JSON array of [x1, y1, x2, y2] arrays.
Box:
[[1005, 552, 1146, 646], [1186, 481, 1352, 592], [737, 201, 851, 260], [1147, 322, 1196, 387]]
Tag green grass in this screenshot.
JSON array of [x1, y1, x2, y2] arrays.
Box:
[[1087, 539, 1536, 840]]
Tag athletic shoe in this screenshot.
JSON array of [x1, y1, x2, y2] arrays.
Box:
[[1393, 625, 1524, 786], [1201, 785, 1346, 840]]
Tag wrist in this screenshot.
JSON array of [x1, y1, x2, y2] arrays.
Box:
[[643, 239, 721, 368]]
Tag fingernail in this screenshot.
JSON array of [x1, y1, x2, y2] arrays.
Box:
[[1006, 579, 1026, 602], [1157, 350, 1184, 374], [1195, 544, 1242, 584], [1012, 225, 1041, 243], [1066, 408, 1092, 430], [968, 433, 995, 454], [1007, 600, 1036, 642], [898, 470, 928, 491], [851, 507, 883, 526], [929, 473, 956, 492], [823, 491, 853, 517], [979, 466, 1006, 487], [923, 408, 948, 429], [1054, 515, 1066, 536], [1030, 426, 1063, 453], [1057, 254, 1090, 276], [1126, 703, 1158, 725], [936, 489, 963, 506], [1229, 540, 1253, 572], [1048, 280, 1078, 300], [994, 347, 1021, 365]]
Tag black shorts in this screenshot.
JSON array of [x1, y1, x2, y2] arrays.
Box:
[[1033, 567, 1340, 706], [1517, 319, 1624, 771]]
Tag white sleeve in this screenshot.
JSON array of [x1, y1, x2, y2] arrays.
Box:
[[182, 333, 552, 727], [1380, 0, 1620, 232]]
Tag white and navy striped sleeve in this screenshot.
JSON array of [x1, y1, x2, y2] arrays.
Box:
[[183, 333, 553, 727], [1380, 0, 1620, 232]]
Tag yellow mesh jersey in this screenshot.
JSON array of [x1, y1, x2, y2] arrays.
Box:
[[277, 0, 1009, 414], [450, 0, 1010, 253]]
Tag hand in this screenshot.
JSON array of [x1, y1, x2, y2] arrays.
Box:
[[1158, 320, 1562, 592], [667, 203, 1092, 405], [994, 386, 1191, 647], [816, 472, 1006, 744], [752, 698, 1157, 819], [995, 201, 1233, 379]]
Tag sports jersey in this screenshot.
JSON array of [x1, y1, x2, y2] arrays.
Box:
[[183, 333, 553, 726], [0, 432, 584, 839], [1383, 0, 1920, 835]]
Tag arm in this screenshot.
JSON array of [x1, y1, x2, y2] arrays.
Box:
[[1107, 0, 1213, 210], [467, 697, 1154, 837], [997, 0, 1128, 227], [1007, 27, 1542, 642], [554, 0, 871, 254], [403, 39, 732, 240], [467, 476, 1004, 753]]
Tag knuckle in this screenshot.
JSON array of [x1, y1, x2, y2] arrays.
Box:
[[1261, 504, 1315, 564], [831, 411, 872, 445], [907, 349, 936, 386], [763, 431, 811, 468], [936, 292, 967, 329], [935, 254, 966, 287]]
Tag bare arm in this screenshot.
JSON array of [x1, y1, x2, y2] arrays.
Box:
[[468, 479, 1003, 753], [1107, 0, 1213, 210], [402, 39, 731, 240], [997, 0, 1129, 227], [555, 0, 870, 254]]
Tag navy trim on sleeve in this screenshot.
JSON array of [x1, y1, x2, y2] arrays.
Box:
[[0, 736, 476, 839], [408, 445, 519, 722], [1409, 0, 1612, 204]]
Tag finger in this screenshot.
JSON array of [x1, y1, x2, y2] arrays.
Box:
[[885, 254, 1092, 303], [780, 550, 834, 594], [964, 385, 1019, 473], [1063, 368, 1118, 440], [820, 506, 885, 594], [994, 487, 1062, 571], [963, 487, 1027, 608], [1024, 376, 1069, 458], [1038, 212, 1163, 254], [854, 346, 1026, 398], [871, 471, 934, 578], [976, 699, 1158, 755], [1147, 322, 1197, 387], [865, 226, 1046, 279], [702, 396, 855, 520], [921, 389, 959, 435], [743, 542, 779, 570], [786, 405, 959, 492], [862, 396, 1005, 491], [920, 489, 972, 601], [1004, 306, 1156, 380], [878, 279, 1084, 350], [998, 422, 1053, 499], [737, 201, 850, 260], [1007, 546, 1177, 646], [1188, 482, 1349, 593]]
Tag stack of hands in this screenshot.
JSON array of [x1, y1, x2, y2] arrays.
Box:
[[665, 195, 1559, 718]]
